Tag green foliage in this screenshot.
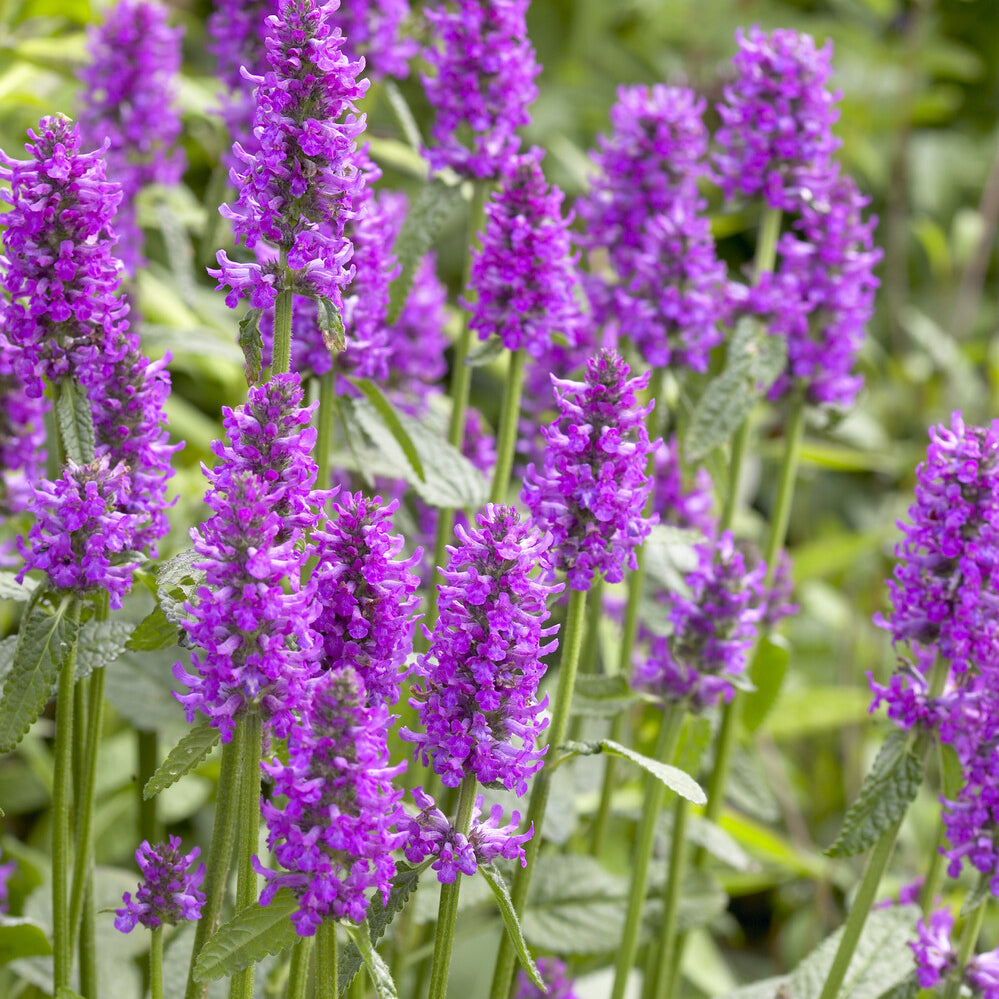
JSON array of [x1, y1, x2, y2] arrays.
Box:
[[0, 916, 51, 965], [600, 739, 707, 805], [340, 922, 398, 999], [570, 674, 641, 717], [237, 308, 264, 384], [54, 377, 95, 465], [317, 296, 346, 353], [0, 573, 38, 602], [126, 604, 180, 652], [74, 619, 133, 680], [348, 377, 426, 481], [143, 719, 220, 799], [479, 863, 545, 991]]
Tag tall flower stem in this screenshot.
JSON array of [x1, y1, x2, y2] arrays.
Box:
[[489, 587, 589, 999], [138, 730, 160, 843], [151, 926, 165, 999], [489, 347, 527, 503], [649, 796, 691, 999], [272, 278, 294, 377], [609, 705, 686, 999], [943, 900, 988, 999], [427, 182, 488, 630], [184, 723, 247, 999], [52, 595, 81, 993], [316, 368, 336, 490], [427, 775, 479, 999], [287, 936, 313, 999], [920, 812, 949, 916], [230, 710, 263, 999], [316, 920, 338, 999]]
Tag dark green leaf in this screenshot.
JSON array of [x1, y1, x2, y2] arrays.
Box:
[[940, 743, 963, 800], [0, 916, 51, 965], [348, 378, 425, 481], [318, 296, 346, 353], [742, 636, 790, 734], [465, 336, 506, 367], [826, 732, 923, 857], [144, 719, 220, 799], [479, 863, 545, 991], [55, 378, 95, 464], [126, 605, 180, 652], [0, 573, 38, 602], [601, 739, 706, 805], [156, 549, 203, 627], [0, 636, 17, 691], [0, 596, 77, 754], [193, 889, 299, 981], [75, 619, 134, 680], [339, 922, 398, 999], [383, 80, 424, 151], [238, 308, 264, 384]]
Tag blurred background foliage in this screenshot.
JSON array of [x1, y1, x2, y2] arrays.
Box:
[[2, 0, 999, 995]]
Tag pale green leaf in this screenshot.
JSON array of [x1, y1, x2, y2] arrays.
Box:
[[339, 922, 398, 999], [601, 739, 706, 805], [480, 863, 545, 991], [143, 719, 220, 799]]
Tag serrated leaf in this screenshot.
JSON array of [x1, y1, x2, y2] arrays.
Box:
[[339, 922, 397, 999], [126, 605, 180, 652], [318, 296, 346, 353], [961, 875, 989, 916], [465, 336, 506, 367], [480, 863, 545, 991], [55, 378, 95, 464], [75, 619, 134, 680], [156, 548, 204, 627], [0, 636, 17, 690], [193, 889, 299, 981], [602, 739, 706, 805], [238, 307, 264, 384], [348, 378, 425, 481], [876, 973, 919, 999], [144, 719, 220, 799], [0, 915, 51, 964], [0, 573, 38, 602], [0, 596, 77, 754], [826, 732, 923, 858], [387, 179, 464, 323]]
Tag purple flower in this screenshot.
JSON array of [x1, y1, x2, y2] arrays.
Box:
[[515, 957, 581, 999], [522, 349, 658, 591], [968, 949, 999, 999], [401, 504, 561, 795], [651, 435, 715, 538], [715, 26, 841, 212], [0, 848, 16, 914], [0, 116, 128, 396], [311, 491, 421, 707], [79, 0, 185, 273], [332, 0, 417, 80], [402, 787, 532, 884], [464, 148, 581, 356], [173, 374, 321, 740], [16, 457, 140, 609], [255, 667, 407, 934], [576, 85, 725, 372], [211, 0, 371, 313], [115, 836, 206, 932], [910, 908, 956, 989], [634, 532, 767, 711], [421, 0, 539, 179], [0, 335, 47, 516]]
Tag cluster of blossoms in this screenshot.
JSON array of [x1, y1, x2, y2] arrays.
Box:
[[256, 667, 406, 933], [465, 148, 582, 357], [515, 958, 581, 999], [0, 337, 47, 518], [402, 787, 532, 883], [115, 837, 206, 932], [577, 84, 726, 372], [79, 0, 184, 273], [174, 374, 320, 740], [523, 350, 658, 590], [402, 505, 561, 795], [0, 849, 16, 914], [212, 0, 371, 313], [651, 435, 716, 538], [421, 0, 539, 178], [714, 25, 841, 211], [911, 909, 999, 999], [332, 0, 416, 80], [635, 532, 768, 710]]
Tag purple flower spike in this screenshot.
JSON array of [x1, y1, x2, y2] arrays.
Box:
[[79, 0, 185, 273], [715, 26, 841, 211], [634, 532, 767, 712], [401, 504, 562, 795], [16, 457, 140, 609], [211, 0, 371, 313], [0, 848, 16, 914], [256, 667, 407, 934], [312, 491, 422, 707], [515, 957, 581, 999], [421, 0, 539, 179], [968, 949, 999, 999], [522, 349, 658, 591], [0, 116, 128, 396], [0, 336, 48, 516], [465, 148, 582, 357], [115, 836, 206, 933], [577, 85, 725, 372], [174, 374, 321, 740], [910, 908, 956, 989], [332, 0, 417, 80], [651, 435, 715, 538]]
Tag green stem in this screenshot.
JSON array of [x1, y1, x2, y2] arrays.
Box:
[[720, 421, 749, 532], [609, 707, 686, 999], [489, 348, 527, 504], [273, 284, 294, 377], [79, 891, 97, 998], [230, 711, 263, 999], [428, 775, 479, 999], [943, 899, 988, 999], [287, 935, 313, 999], [920, 813, 949, 916], [52, 596, 81, 993], [151, 926, 165, 999], [650, 798, 691, 999], [591, 714, 623, 857], [138, 730, 160, 845], [489, 588, 589, 999], [316, 920, 338, 999], [316, 368, 336, 490], [184, 724, 246, 999]]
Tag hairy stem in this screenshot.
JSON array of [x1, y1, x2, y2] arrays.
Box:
[[151, 926, 165, 999], [489, 347, 527, 504], [138, 730, 160, 844], [316, 368, 336, 491], [649, 797, 691, 999], [943, 899, 988, 999], [316, 920, 338, 999], [287, 933, 313, 999], [272, 284, 294, 377]]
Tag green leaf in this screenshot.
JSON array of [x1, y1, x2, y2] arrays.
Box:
[[465, 336, 506, 367], [571, 675, 641, 718], [479, 863, 545, 992], [643, 524, 701, 597], [387, 179, 464, 323], [601, 739, 706, 805], [685, 817, 757, 872], [961, 875, 990, 917], [126, 604, 180, 652], [876, 974, 919, 999], [238, 307, 264, 384], [0, 915, 51, 965], [0, 595, 77, 754], [55, 989, 86, 999], [348, 378, 425, 481], [339, 922, 398, 999], [143, 719, 220, 799], [0, 636, 16, 692], [742, 637, 790, 733], [193, 889, 299, 981], [826, 732, 923, 858], [318, 296, 346, 353], [75, 619, 134, 680], [675, 716, 713, 777], [0, 573, 38, 602], [55, 378, 95, 464], [156, 548, 204, 627], [644, 869, 728, 935], [383, 79, 424, 151], [764, 686, 871, 740], [940, 743, 963, 800]]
